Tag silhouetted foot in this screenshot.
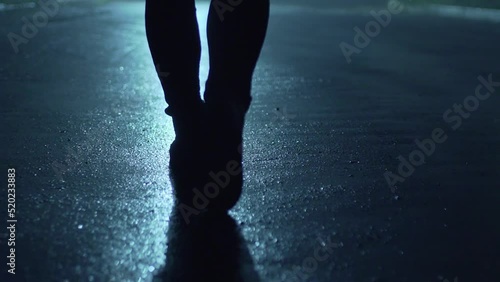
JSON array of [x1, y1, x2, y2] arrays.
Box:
[[169, 137, 208, 206], [204, 101, 246, 211], [169, 101, 245, 216], [167, 101, 210, 208], [169, 137, 240, 221], [165, 100, 205, 144]]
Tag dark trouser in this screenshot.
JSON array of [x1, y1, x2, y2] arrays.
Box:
[[145, 0, 270, 116]]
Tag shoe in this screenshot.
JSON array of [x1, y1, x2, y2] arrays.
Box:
[[169, 137, 210, 211], [168, 100, 246, 213], [203, 101, 246, 212], [165, 100, 205, 142], [167, 101, 209, 204]]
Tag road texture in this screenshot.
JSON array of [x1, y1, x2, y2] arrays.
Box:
[[0, 0, 499, 281]]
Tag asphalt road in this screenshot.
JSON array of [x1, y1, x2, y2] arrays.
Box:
[[1, 0, 500, 281]]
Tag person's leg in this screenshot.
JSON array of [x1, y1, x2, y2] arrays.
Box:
[[204, 0, 270, 113], [145, 0, 203, 140], [202, 0, 270, 211]]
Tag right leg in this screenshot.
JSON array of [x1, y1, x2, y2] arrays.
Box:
[[202, 0, 270, 211], [145, 0, 208, 206], [204, 0, 270, 152], [205, 0, 270, 112], [145, 0, 203, 140]]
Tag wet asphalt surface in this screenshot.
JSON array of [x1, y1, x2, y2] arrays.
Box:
[[1, 0, 500, 281]]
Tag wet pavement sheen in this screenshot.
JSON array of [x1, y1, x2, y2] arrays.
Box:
[[1, 1, 500, 281]]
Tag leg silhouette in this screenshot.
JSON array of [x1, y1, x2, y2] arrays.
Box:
[[145, 0, 203, 141], [146, 0, 209, 213], [203, 0, 270, 211], [205, 0, 270, 110], [145, 0, 269, 212]]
